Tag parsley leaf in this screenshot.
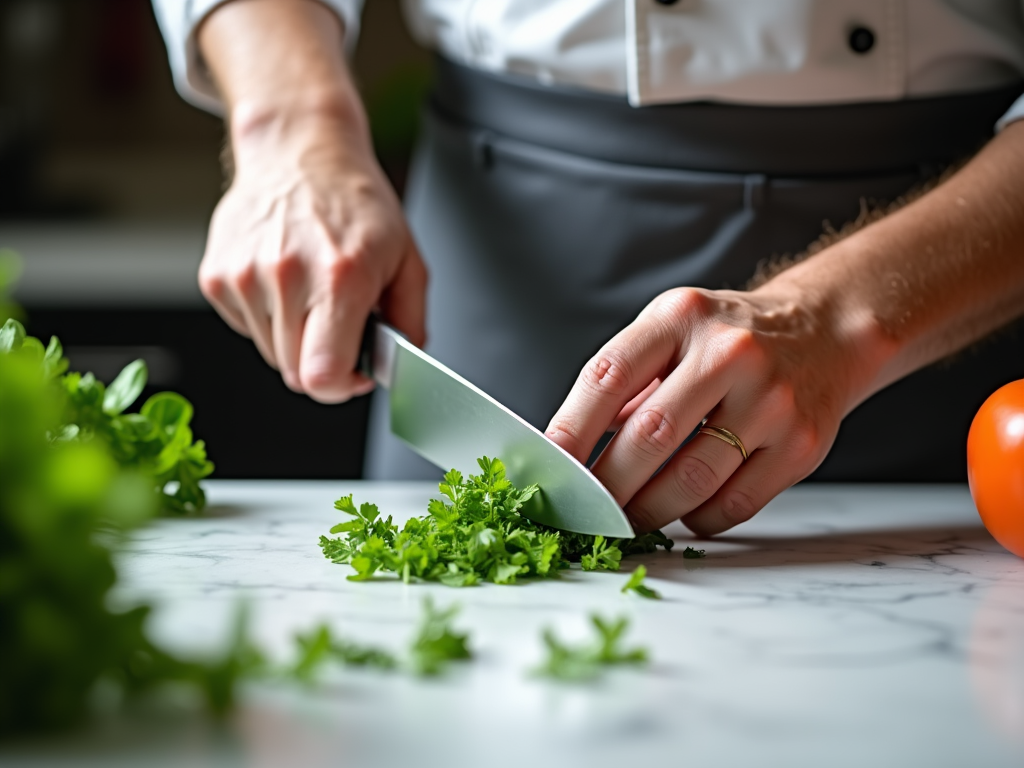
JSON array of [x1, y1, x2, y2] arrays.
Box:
[[580, 535, 623, 572], [621, 564, 661, 599], [408, 598, 473, 676], [683, 546, 707, 559], [0, 314, 214, 515], [533, 615, 649, 682], [1, 265, 231, 735], [320, 457, 673, 586], [287, 599, 468, 682], [291, 624, 397, 683]]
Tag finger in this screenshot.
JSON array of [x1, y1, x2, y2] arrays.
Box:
[[681, 446, 808, 537], [298, 274, 376, 403], [198, 269, 251, 337], [625, 401, 769, 532], [380, 244, 428, 349], [609, 378, 661, 432], [229, 266, 278, 369], [590, 347, 741, 505], [545, 301, 691, 463], [268, 255, 309, 392]]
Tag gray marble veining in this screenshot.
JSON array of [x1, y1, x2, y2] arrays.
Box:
[[5, 481, 1024, 768]]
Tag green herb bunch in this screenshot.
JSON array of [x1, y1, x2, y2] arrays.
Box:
[[0, 319, 213, 515], [320, 457, 673, 586], [0, 324, 252, 736], [0, 263, 240, 736]]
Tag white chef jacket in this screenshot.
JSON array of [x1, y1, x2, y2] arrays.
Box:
[[154, 0, 1024, 128]]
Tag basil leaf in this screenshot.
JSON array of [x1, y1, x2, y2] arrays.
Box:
[[103, 359, 147, 415]]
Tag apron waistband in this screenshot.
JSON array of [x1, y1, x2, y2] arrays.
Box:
[[430, 56, 1024, 177]]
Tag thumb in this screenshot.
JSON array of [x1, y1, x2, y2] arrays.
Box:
[[380, 243, 428, 349]]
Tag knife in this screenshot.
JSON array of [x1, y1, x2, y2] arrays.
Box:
[[359, 317, 634, 538]]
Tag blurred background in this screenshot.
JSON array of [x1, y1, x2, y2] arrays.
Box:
[[0, 0, 430, 478]]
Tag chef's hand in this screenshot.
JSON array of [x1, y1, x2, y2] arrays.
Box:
[[200, 116, 425, 402], [197, 0, 426, 403], [544, 285, 871, 537], [546, 121, 1024, 537]]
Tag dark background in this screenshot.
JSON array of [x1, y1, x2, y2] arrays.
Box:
[[0, 0, 430, 478]]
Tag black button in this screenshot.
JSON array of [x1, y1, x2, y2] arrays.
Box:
[[654, 0, 680, 5], [849, 26, 875, 54]]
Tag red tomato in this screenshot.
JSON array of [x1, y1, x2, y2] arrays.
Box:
[[967, 379, 1024, 559]]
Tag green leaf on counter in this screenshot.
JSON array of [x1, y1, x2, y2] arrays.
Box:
[[533, 615, 649, 682], [581, 535, 623, 572], [288, 599, 466, 682], [291, 624, 396, 683], [621, 565, 661, 599], [682, 547, 706, 559], [408, 598, 472, 676]]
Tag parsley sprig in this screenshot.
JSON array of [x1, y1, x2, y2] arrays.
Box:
[[621, 565, 661, 599], [1, 317, 214, 514], [289, 599, 471, 680], [534, 615, 649, 682], [320, 457, 674, 586]]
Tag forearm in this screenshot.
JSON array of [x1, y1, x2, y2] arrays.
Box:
[[198, 0, 370, 167], [763, 121, 1024, 412]]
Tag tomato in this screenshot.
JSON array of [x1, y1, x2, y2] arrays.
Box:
[[967, 379, 1024, 559]]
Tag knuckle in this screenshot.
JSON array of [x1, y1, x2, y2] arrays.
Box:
[[272, 251, 305, 285], [544, 420, 586, 458], [325, 255, 366, 295], [719, 488, 759, 526], [630, 406, 679, 456], [671, 454, 720, 503], [653, 287, 707, 322], [719, 326, 758, 359], [787, 421, 824, 463], [198, 271, 226, 302], [229, 263, 259, 298], [581, 351, 633, 398], [763, 381, 797, 416], [339, 226, 385, 264]]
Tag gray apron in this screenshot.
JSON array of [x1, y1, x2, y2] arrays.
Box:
[[366, 57, 1024, 483]]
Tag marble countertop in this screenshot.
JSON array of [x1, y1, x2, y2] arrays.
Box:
[[5, 480, 1024, 768]]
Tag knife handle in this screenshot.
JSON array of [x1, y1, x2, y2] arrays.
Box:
[[357, 313, 379, 381], [358, 313, 400, 389]]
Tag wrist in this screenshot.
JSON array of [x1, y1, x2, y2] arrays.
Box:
[[229, 90, 371, 172], [752, 244, 902, 413]]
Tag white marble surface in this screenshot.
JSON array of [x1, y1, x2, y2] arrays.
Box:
[[5, 481, 1024, 768]]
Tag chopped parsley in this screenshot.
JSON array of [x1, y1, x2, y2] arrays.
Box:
[[682, 546, 707, 559], [319, 457, 673, 586]]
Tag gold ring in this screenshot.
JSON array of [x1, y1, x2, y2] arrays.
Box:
[[698, 423, 749, 461]]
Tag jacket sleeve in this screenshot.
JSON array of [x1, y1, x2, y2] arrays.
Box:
[[151, 0, 364, 115], [995, 2, 1024, 131], [996, 92, 1024, 131]]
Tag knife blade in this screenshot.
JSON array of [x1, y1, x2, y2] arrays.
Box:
[[360, 317, 634, 538]]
